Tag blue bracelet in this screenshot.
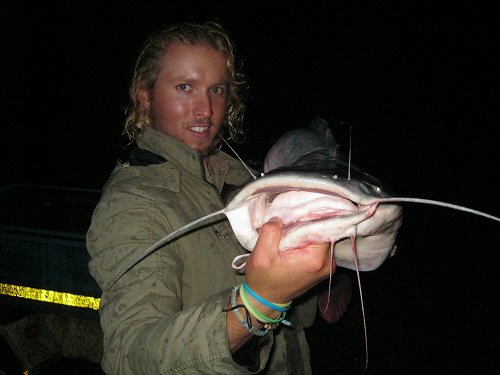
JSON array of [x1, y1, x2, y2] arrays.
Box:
[[243, 282, 291, 312], [229, 285, 270, 336]]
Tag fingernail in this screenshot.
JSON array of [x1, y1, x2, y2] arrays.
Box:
[[268, 216, 283, 225]]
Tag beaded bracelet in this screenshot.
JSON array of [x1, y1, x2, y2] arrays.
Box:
[[240, 285, 291, 327], [243, 282, 291, 312], [224, 285, 270, 336]]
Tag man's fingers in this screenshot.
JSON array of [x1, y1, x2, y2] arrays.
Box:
[[253, 217, 283, 257]]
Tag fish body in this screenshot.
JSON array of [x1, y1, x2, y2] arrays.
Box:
[[226, 116, 402, 271], [225, 167, 402, 271]]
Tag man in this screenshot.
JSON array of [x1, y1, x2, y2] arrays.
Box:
[[87, 20, 333, 374]]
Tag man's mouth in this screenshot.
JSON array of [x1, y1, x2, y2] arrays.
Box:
[[190, 126, 210, 133]]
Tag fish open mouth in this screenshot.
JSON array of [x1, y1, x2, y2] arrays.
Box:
[[255, 189, 365, 232], [226, 182, 379, 251]]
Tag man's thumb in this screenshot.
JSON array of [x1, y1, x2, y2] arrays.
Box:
[[253, 217, 283, 256]]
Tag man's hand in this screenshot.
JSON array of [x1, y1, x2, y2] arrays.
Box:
[[245, 217, 335, 304]]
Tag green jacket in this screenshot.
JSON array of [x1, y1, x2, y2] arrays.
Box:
[[87, 127, 317, 374]]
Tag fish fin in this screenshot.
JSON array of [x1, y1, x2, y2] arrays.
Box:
[[318, 272, 353, 324]]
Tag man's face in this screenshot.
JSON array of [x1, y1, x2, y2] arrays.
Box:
[[139, 43, 228, 154]]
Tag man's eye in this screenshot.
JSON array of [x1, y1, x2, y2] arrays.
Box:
[[211, 86, 226, 95], [177, 84, 191, 91]]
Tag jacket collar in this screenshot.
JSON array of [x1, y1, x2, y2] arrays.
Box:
[[135, 127, 255, 190], [136, 127, 206, 178]]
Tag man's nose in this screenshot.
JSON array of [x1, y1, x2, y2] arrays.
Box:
[[194, 93, 212, 118]]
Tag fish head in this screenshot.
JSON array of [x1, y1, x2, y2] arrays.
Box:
[[225, 117, 402, 271], [225, 170, 403, 271]]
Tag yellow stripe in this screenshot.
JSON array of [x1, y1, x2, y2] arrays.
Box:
[[0, 283, 100, 310]]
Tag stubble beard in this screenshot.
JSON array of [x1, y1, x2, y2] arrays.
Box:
[[198, 145, 215, 157], [197, 136, 220, 157]]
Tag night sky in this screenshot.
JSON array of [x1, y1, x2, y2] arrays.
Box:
[[2, 2, 499, 373]]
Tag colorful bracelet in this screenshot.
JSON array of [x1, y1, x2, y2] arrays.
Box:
[[240, 285, 291, 327], [243, 282, 291, 312], [224, 285, 270, 336]]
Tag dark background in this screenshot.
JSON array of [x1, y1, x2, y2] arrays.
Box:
[[2, 1, 499, 374]]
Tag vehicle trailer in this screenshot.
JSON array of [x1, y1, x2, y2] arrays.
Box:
[[0, 185, 103, 374]]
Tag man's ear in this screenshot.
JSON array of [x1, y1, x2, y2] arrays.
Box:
[[138, 88, 151, 110]]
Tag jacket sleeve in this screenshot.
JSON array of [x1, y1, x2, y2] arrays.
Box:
[[86, 180, 273, 374]]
